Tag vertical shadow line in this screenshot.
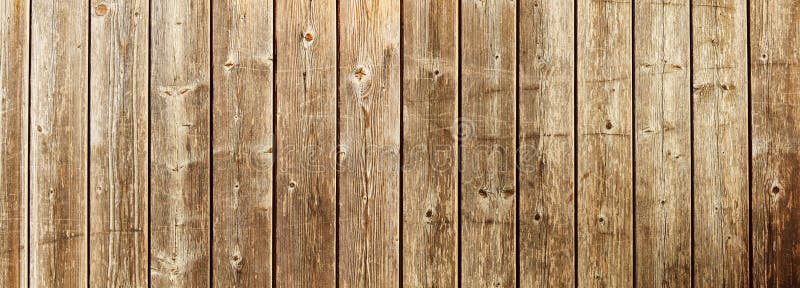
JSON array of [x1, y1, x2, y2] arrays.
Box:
[[572, 0, 579, 286], [745, 0, 754, 286]]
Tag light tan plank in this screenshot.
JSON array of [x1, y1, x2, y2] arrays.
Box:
[[518, 0, 575, 286], [577, 0, 633, 286], [402, 0, 459, 286], [274, 0, 337, 286], [149, 0, 211, 286], [338, 0, 401, 286], [633, 0, 692, 286], [692, 0, 750, 286], [29, 0, 88, 286]]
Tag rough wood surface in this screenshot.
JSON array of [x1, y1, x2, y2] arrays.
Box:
[[460, 0, 516, 286], [633, 0, 692, 286], [692, 0, 750, 286], [577, 0, 633, 286], [89, 0, 149, 286], [149, 0, 211, 286], [402, 0, 458, 286], [751, 0, 800, 286], [0, 0, 28, 286], [274, 0, 337, 286], [212, 0, 274, 286], [338, 0, 401, 286], [518, 0, 574, 286], [29, 0, 89, 286]]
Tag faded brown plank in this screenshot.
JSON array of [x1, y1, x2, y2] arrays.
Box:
[[29, 0, 88, 286], [338, 0, 401, 286], [88, 0, 149, 286], [633, 0, 692, 286], [402, 0, 458, 286], [274, 0, 337, 286], [577, 0, 633, 286], [460, 0, 516, 286], [692, 0, 750, 286], [212, 0, 274, 286], [0, 0, 28, 286], [751, 0, 800, 286], [149, 0, 211, 286]]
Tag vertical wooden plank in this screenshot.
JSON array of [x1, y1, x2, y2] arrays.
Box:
[[751, 0, 800, 286], [274, 0, 337, 286], [150, 0, 211, 286], [577, 0, 633, 286], [633, 0, 692, 286], [518, 0, 574, 286], [89, 0, 149, 286], [460, 0, 516, 286], [692, 0, 750, 286], [0, 0, 29, 286], [212, 0, 274, 286], [338, 0, 401, 286], [402, 0, 458, 286], [29, 0, 88, 286]]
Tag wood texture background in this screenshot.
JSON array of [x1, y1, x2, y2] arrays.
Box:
[[1, 0, 799, 287]]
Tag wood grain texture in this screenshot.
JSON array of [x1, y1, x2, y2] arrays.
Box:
[[149, 0, 211, 286], [89, 0, 149, 286], [0, 0, 28, 286], [518, 0, 574, 286], [751, 0, 800, 286], [212, 0, 274, 286], [692, 0, 750, 286], [275, 0, 337, 286], [633, 0, 692, 286], [460, 0, 516, 286], [29, 0, 89, 286], [402, 0, 458, 286], [338, 0, 401, 286], [577, 0, 633, 286]]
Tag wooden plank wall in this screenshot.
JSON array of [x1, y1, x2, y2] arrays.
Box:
[[1, 0, 799, 287]]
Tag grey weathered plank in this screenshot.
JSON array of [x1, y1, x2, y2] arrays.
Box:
[[274, 0, 337, 286], [460, 0, 516, 286], [149, 0, 211, 286], [338, 0, 401, 286], [402, 0, 459, 286], [577, 0, 633, 286], [0, 0, 29, 286], [751, 0, 800, 286], [692, 0, 750, 286], [89, 0, 149, 286], [29, 0, 88, 286], [518, 0, 575, 286], [633, 0, 692, 286], [212, 0, 274, 286]]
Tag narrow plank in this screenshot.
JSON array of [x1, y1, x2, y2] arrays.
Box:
[[751, 0, 800, 286], [149, 0, 211, 286], [633, 0, 692, 286], [576, 0, 633, 286], [0, 0, 29, 286], [338, 0, 401, 286], [212, 0, 274, 286], [274, 0, 337, 286], [692, 0, 750, 286], [29, 0, 88, 286], [89, 0, 149, 286], [460, 0, 516, 286], [518, 0, 575, 286], [402, 0, 458, 286]]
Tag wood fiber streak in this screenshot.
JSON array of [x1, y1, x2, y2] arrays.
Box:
[[402, 0, 458, 287], [149, 0, 211, 286], [338, 0, 401, 287], [212, 0, 274, 286], [692, 0, 750, 286], [275, 0, 337, 287]]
